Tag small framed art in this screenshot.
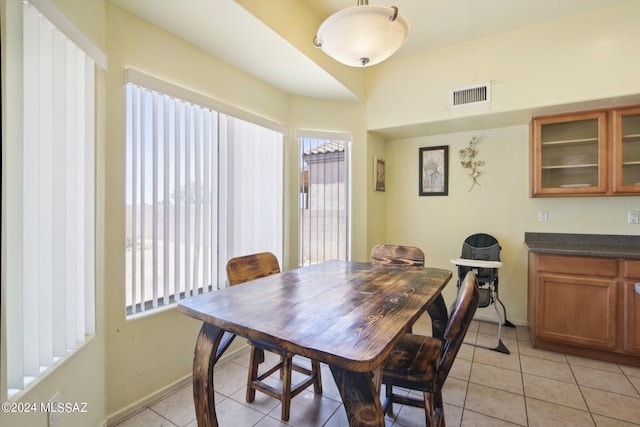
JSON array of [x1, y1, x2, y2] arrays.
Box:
[[419, 146, 448, 196], [374, 157, 386, 192]]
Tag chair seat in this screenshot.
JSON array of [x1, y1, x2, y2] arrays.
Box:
[[249, 338, 286, 356], [382, 272, 480, 426], [382, 334, 441, 390]]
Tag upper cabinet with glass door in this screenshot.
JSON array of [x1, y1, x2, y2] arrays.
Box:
[[613, 105, 640, 193], [530, 111, 607, 197], [531, 105, 640, 197]]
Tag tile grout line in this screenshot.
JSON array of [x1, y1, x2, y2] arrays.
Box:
[[147, 406, 181, 427], [455, 323, 474, 426], [622, 365, 640, 397], [459, 333, 476, 426], [515, 328, 531, 427]]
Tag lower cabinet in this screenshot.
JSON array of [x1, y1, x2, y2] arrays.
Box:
[[528, 253, 640, 366], [623, 261, 640, 355]]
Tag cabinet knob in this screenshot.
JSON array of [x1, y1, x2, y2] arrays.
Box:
[[636, 283, 640, 294]]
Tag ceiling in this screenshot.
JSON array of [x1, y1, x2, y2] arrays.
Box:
[[109, 0, 634, 101]]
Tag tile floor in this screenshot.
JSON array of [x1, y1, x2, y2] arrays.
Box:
[[114, 316, 640, 426]]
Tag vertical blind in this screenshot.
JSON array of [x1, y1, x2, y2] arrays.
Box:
[[126, 79, 283, 315], [223, 116, 283, 261], [298, 132, 350, 266], [5, 1, 97, 396], [126, 85, 219, 313]]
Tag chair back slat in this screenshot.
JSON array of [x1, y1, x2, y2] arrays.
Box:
[[370, 245, 425, 267], [437, 271, 479, 386], [226, 252, 280, 286]]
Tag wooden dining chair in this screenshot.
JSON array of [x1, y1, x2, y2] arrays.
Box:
[[370, 244, 449, 337], [370, 244, 425, 267], [226, 252, 322, 421], [381, 271, 480, 426]]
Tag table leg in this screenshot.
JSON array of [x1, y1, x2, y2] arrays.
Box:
[[192, 323, 227, 427], [426, 294, 448, 342], [371, 365, 382, 395], [329, 365, 386, 427]]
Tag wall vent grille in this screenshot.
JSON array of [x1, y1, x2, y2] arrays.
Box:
[[452, 83, 490, 106]]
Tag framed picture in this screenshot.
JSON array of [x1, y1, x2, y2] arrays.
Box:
[[374, 157, 386, 192], [419, 146, 449, 196]]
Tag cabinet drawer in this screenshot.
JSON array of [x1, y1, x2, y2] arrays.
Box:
[[623, 260, 640, 279], [537, 255, 618, 277]]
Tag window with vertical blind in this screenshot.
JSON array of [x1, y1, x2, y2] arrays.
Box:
[[3, 0, 106, 397], [125, 72, 283, 316], [298, 131, 350, 266]]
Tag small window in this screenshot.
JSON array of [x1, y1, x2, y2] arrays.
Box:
[[298, 131, 350, 266]]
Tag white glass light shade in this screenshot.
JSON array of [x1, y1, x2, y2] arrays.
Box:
[[315, 5, 409, 67]]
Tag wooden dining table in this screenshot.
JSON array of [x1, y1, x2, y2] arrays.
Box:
[[177, 259, 452, 427]]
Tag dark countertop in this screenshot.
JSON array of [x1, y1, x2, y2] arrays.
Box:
[[524, 232, 640, 259]]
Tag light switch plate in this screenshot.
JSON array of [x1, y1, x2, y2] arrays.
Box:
[[538, 210, 548, 222]]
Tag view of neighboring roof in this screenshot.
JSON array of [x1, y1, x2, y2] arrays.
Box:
[[303, 140, 345, 156]]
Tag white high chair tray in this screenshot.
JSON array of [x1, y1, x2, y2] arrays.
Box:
[[450, 258, 503, 268]]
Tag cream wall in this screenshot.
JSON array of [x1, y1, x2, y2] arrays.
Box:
[[367, 131, 387, 252], [367, 1, 640, 324], [366, 1, 640, 131]]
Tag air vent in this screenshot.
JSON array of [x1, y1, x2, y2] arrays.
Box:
[[452, 83, 490, 107]]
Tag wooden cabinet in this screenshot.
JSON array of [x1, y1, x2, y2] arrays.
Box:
[[530, 111, 607, 196], [530, 105, 640, 197], [528, 253, 640, 366], [532, 255, 617, 349], [613, 105, 640, 192], [623, 261, 640, 355]]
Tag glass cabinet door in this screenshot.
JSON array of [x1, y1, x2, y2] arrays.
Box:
[[531, 111, 607, 196], [613, 106, 640, 193]]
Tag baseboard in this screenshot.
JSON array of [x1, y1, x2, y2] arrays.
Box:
[[105, 343, 249, 426]]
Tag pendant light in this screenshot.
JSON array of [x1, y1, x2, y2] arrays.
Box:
[[313, 0, 409, 67]]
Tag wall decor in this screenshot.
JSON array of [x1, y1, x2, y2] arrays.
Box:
[[419, 146, 448, 196], [374, 157, 386, 191], [459, 136, 484, 191]]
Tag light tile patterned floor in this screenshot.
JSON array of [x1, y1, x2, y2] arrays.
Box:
[[113, 316, 640, 426]]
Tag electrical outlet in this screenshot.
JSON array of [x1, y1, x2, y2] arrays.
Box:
[[48, 393, 60, 426], [538, 210, 548, 222], [628, 211, 639, 224]]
